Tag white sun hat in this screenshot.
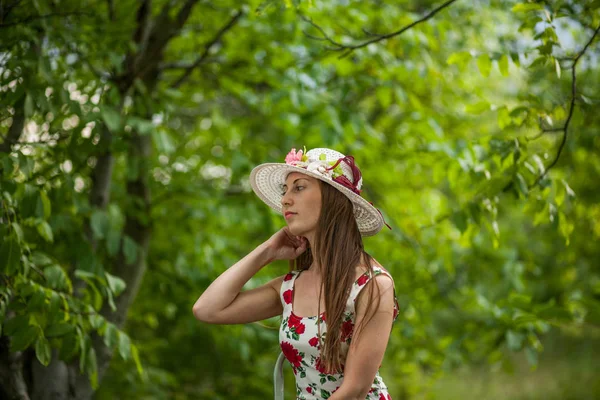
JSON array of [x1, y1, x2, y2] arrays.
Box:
[[249, 147, 390, 237]]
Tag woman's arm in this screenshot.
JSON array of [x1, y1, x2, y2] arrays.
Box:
[[330, 274, 396, 399], [192, 227, 307, 324]]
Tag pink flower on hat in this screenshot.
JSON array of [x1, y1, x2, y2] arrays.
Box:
[[285, 148, 303, 165]]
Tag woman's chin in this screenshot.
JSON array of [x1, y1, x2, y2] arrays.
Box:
[[286, 223, 303, 235]]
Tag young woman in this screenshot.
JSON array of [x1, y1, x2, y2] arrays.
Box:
[[193, 147, 398, 400]]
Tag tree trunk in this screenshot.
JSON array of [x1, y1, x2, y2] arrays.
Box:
[[0, 336, 30, 400]]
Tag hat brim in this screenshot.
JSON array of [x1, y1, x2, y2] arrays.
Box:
[[249, 163, 384, 237]]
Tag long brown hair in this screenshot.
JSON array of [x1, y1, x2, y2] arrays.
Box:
[[289, 180, 381, 373]]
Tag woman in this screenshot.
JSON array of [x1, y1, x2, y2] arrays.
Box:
[[193, 147, 398, 399]]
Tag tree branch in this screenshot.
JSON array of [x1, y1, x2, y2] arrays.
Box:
[[171, 10, 243, 88], [300, 0, 459, 57], [130, 0, 153, 76], [159, 58, 221, 70], [530, 24, 600, 188], [107, 0, 115, 21], [175, 0, 200, 29]]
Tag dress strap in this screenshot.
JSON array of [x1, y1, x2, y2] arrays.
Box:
[[280, 270, 299, 311], [348, 265, 400, 323]]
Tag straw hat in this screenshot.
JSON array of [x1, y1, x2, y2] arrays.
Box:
[[249, 147, 390, 237]]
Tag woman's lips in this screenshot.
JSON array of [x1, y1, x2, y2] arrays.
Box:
[[285, 212, 297, 219]]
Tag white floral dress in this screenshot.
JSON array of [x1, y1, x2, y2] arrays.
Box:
[[279, 265, 399, 400]]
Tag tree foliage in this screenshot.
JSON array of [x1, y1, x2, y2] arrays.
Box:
[[1, 0, 599, 399]]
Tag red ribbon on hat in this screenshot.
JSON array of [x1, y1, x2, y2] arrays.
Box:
[[368, 201, 392, 231], [327, 155, 362, 195], [327, 156, 392, 231]]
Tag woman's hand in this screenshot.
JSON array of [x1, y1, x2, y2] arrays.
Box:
[[265, 227, 308, 261]]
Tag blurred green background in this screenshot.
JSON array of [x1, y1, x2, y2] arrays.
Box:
[[1, 0, 599, 399]]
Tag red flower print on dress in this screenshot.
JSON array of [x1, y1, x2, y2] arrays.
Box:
[[306, 387, 312, 394], [288, 312, 306, 335], [283, 289, 293, 304], [284, 273, 293, 281], [357, 273, 369, 286], [340, 319, 354, 342], [281, 341, 303, 367], [308, 337, 319, 347], [314, 357, 328, 374]]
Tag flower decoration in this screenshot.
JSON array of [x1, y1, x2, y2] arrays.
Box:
[[285, 147, 346, 181], [306, 160, 333, 178], [285, 146, 308, 166]]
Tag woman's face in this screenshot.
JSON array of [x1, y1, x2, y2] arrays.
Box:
[[280, 172, 322, 237]]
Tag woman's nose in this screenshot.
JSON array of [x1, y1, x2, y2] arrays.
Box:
[[281, 191, 292, 207]]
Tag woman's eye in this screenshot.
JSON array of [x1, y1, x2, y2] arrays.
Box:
[[281, 186, 304, 196]]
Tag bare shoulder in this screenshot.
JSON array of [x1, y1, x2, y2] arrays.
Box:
[[356, 259, 395, 301], [266, 271, 293, 293], [354, 256, 384, 277]]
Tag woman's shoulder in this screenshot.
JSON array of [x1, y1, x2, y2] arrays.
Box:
[[355, 258, 391, 277]]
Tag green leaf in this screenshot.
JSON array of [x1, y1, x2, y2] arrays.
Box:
[[35, 336, 51, 366], [59, 331, 79, 361], [44, 265, 71, 291], [36, 220, 54, 242], [509, 292, 532, 309], [12, 222, 24, 242], [554, 58, 561, 78], [102, 322, 119, 349], [512, 3, 544, 12], [31, 251, 53, 267], [153, 130, 175, 154], [101, 107, 121, 132], [86, 346, 99, 389], [18, 152, 35, 179], [45, 322, 75, 337], [89, 314, 105, 330], [10, 325, 39, 352], [123, 236, 138, 265], [465, 100, 490, 114], [131, 344, 143, 376], [477, 54, 492, 77], [24, 93, 34, 118], [90, 209, 109, 240], [106, 229, 122, 256], [28, 287, 47, 311], [128, 116, 154, 135], [118, 331, 131, 361], [39, 190, 52, 218], [105, 272, 126, 296], [529, 56, 547, 69], [447, 51, 471, 68], [4, 315, 29, 336], [0, 236, 21, 274], [506, 330, 524, 351], [515, 173, 529, 197], [450, 210, 468, 233], [498, 54, 509, 76]]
